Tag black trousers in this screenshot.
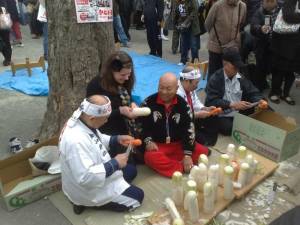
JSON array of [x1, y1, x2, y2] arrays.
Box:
[[134, 10, 144, 28], [144, 17, 162, 57], [195, 117, 219, 146], [252, 49, 272, 91], [28, 10, 43, 35], [0, 29, 12, 62], [120, 12, 132, 40], [208, 51, 223, 81], [270, 69, 295, 97]]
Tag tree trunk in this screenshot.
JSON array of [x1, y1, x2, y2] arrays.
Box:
[[39, 0, 114, 139]]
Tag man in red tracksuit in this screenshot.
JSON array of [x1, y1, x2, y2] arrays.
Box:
[[139, 73, 208, 177]]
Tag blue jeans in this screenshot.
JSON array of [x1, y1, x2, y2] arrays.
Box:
[[43, 22, 48, 59], [113, 15, 128, 45], [18, 2, 28, 25]]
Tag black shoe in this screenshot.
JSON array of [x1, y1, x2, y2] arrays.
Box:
[[73, 204, 85, 215], [3, 60, 11, 66], [281, 96, 295, 105]]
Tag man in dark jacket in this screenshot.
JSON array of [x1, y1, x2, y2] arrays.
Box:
[[205, 48, 265, 135], [140, 73, 208, 177], [143, 0, 164, 57]]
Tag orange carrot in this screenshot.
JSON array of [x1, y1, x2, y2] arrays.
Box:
[[124, 139, 142, 146], [209, 107, 222, 116], [131, 139, 142, 146]]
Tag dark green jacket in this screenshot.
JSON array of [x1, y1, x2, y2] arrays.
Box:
[[174, 0, 200, 35]]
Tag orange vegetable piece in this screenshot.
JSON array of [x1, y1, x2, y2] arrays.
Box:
[[131, 139, 142, 146], [209, 107, 223, 116], [258, 100, 268, 109], [124, 139, 142, 146]]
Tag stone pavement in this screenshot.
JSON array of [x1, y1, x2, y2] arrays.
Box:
[[0, 25, 299, 225]]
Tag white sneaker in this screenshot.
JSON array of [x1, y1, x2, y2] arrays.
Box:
[[161, 35, 169, 41], [16, 43, 24, 47], [177, 62, 184, 66]]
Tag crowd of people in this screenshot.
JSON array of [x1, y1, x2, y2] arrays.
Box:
[[111, 0, 300, 105], [0, 0, 47, 66]]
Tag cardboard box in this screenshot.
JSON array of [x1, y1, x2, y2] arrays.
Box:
[[0, 137, 61, 211], [232, 110, 300, 162]]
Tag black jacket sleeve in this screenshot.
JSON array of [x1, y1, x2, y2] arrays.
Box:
[[157, 0, 164, 22], [250, 8, 266, 39], [240, 78, 264, 103], [179, 100, 195, 155], [205, 70, 231, 109]]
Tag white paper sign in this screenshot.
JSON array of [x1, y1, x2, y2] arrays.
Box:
[[74, 0, 113, 23]]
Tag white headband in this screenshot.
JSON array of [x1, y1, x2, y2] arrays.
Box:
[[179, 69, 201, 80], [67, 97, 112, 127]]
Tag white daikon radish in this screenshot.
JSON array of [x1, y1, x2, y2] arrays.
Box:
[[208, 164, 219, 202], [219, 154, 230, 186], [223, 166, 234, 200], [173, 218, 185, 225], [226, 143, 236, 161], [193, 163, 207, 192], [132, 107, 151, 117], [203, 182, 214, 214], [247, 159, 258, 184], [172, 171, 184, 206], [237, 162, 250, 188], [245, 154, 253, 184], [165, 198, 182, 221], [237, 146, 247, 163], [190, 165, 200, 179], [184, 180, 197, 210], [189, 166, 200, 190], [198, 154, 208, 166], [185, 190, 200, 223]]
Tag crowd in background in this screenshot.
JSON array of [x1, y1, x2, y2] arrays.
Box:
[[112, 0, 299, 105], [0, 0, 47, 66], [0, 0, 298, 105]]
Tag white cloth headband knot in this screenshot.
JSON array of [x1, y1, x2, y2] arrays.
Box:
[[67, 97, 112, 127], [179, 69, 201, 80]]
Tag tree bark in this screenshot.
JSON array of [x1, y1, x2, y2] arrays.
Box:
[[39, 0, 114, 139]]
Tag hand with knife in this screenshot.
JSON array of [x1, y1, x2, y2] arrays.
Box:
[[113, 136, 142, 168]]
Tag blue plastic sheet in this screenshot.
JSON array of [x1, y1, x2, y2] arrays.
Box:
[[0, 67, 49, 96], [0, 52, 207, 102]]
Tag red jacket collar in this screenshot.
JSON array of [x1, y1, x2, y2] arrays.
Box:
[[156, 94, 178, 112]]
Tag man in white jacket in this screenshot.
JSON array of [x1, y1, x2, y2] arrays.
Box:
[[59, 95, 144, 214], [177, 66, 219, 146]]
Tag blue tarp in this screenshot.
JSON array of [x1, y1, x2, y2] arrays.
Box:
[[129, 51, 183, 104], [0, 52, 207, 103], [0, 67, 48, 96]]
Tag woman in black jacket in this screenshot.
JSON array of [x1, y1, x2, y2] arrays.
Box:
[[86, 51, 141, 140], [250, 0, 280, 91], [0, 0, 12, 66], [269, 0, 300, 105]]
